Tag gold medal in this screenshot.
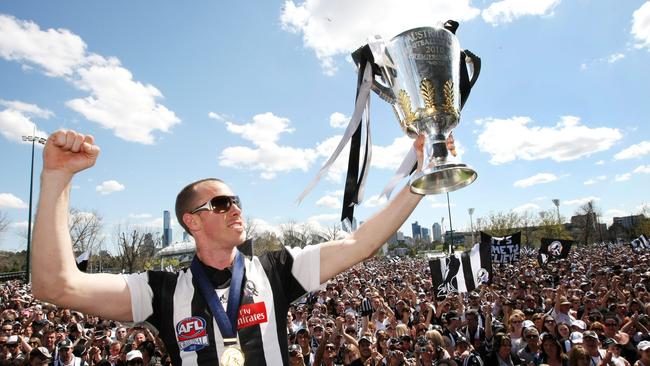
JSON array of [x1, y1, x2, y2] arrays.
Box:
[[220, 345, 245, 366]]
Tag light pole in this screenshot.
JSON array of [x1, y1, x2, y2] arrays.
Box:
[[552, 199, 561, 224], [22, 134, 47, 283], [468, 208, 475, 244]]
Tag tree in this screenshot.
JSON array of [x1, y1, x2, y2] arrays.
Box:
[[252, 232, 283, 256], [480, 211, 523, 236], [534, 210, 573, 243], [278, 220, 315, 248], [0, 211, 9, 239], [320, 223, 345, 242], [114, 224, 160, 273], [574, 200, 602, 245], [69, 208, 104, 255]]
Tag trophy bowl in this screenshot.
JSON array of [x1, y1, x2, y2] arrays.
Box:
[[368, 22, 480, 195]]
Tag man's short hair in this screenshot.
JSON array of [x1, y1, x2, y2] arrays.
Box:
[[175, 178, 224, 235]]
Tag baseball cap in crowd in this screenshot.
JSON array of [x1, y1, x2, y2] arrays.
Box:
[[571, 320, 587, 331], [288, 344, 302, 356], [30, 347, 52, 360], [358, 336, 372, 344], [638, 341, 650, 351], [296, 328, 309, 335], [126, 350, 143, 361], [73, 345, 88, 358], [55, 325, 66, 333], [560, 297, 571, 306], [456, 336, 470, 346], [6, 335, 19, 346], [569, 332, 584, 344], [400, 334, 412, 342], [602, 338, 621, 349], [58, 339, 73, 349], [583, 331, 599, 341], [522, 320, 535, 329]]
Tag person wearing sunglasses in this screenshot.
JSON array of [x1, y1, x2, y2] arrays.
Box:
[[31, 129, 439, 366]]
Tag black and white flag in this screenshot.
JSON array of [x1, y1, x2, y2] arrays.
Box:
[[631, 234, 650, 252], [75, 249, 91, 272], [538, 238, 573, 266], [429, 242, 492, 297], [481, 231, 521, 263]]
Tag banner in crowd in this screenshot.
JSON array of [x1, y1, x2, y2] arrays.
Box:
[[538, 238, 574, 266], [429, 242, 492, 297], [631, 234, 650, 252], [75, 250, 91, 272], [480, 231, 521, 263]]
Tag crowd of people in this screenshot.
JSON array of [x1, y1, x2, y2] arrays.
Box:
[[1, 243, 650, 366]]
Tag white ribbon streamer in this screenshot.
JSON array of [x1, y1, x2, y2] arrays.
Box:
[[296, 62, 374, 204], [380, 147, 417, 199]]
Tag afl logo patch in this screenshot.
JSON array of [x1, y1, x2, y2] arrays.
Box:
[[176, 316, 209, 352]]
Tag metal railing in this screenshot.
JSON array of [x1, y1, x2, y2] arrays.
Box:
[[0, 272, 27, 282]]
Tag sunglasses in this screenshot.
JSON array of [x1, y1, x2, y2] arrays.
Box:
[[190, 195, 241, 214]]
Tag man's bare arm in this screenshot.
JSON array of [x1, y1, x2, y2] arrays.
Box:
[[31, 130, 133, 321]]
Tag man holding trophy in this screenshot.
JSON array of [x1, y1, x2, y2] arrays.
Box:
[[30, 20, 478, 366]]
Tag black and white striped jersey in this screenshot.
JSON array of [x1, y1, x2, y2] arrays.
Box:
[[124, 244, 321, 365]]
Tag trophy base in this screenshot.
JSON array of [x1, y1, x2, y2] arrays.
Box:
[[409, 163, 477, 195]]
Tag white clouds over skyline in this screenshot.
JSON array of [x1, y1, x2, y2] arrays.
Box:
[[513, 173, 558, 188], [476, 115, 622, 165], [512, 203, 540, 213], [562, 196, 600, 206], [583, 175, 607, 185], [0, 14, 179, 144], [96, 180, 125, 195]]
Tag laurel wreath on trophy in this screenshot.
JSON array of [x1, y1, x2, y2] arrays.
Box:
[[442, 80, 459, 120], [420, 78, 437, 114]]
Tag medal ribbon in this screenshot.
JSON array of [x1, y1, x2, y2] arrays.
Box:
[[191, 250, 244, 341]]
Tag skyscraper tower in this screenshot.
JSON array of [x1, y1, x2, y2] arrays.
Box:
[[163, 210, 172, 247]]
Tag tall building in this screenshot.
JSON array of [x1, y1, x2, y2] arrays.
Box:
[[163, 210, 172, 247], [411, 221, 422, 240], [432, 223, 442, 241], [421, 227, 431, 243], [613, 214, 645, 229]]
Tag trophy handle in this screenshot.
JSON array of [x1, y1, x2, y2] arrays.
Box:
[[370, 77, 395, 103], [464, 49, 481, 89], [459, 49, 481, 109]]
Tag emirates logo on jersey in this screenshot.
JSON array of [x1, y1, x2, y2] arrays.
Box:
[[237, 302, 268, 329], [176, 316, 209, 352]]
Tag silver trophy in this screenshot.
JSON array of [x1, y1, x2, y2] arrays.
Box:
[[368, 21, 481, 194]]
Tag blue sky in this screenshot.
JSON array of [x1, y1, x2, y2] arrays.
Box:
[[1, 0, 649, 253]]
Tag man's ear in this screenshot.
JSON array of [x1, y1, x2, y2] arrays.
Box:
[[183, 213, 200, 232]]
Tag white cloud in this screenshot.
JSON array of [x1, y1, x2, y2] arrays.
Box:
[[315, 193, 341, 209], [0, 99, 53, 119], [602, 208, 628, 225], [362, 194, 387, 208], [219, 113, 319, 179], [476, 116, 622, 164], [605, 53, 625, 63], [207, 112, 228, 121], [632, 1, 650, 51], [280, 0, 480, 74], [613, 141, 650, 160], [329, 112, 349, 128], [0, 102, 48, 143], [371, 136, 413, 170], [224, 112, 294, 144], [128, 213, 153, 219], [563, 196, 600, 206], [615, 173, 631, 182], [533, 196, 547, 202], [595, 160, 605, 165], [513, 173, 558, 188], [0, 14, 180, 144], [633, 165, 650, 174], [0, 14, 86, 76], [512, 203, 540, 213], [583, 175, 607, 185], [306, 213, 340, 226], [0, 193, 27, 209], [95, 180, 125, 195], [425, 196, 456, 209], [482, 0, 560, 25]]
